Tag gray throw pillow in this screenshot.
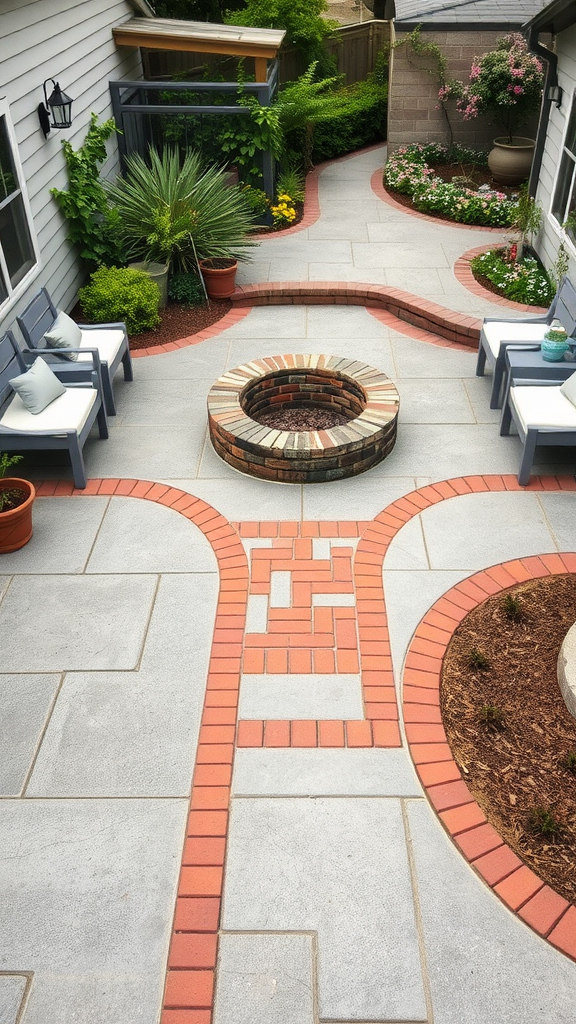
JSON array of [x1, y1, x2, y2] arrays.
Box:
[[9, 357, 67, 414], [43, 310, 81, 361], [560, 371, 576, 409]]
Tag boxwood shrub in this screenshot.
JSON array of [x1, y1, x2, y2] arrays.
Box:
[[311, 82, 388, 162], [79, 266, 160, 335]]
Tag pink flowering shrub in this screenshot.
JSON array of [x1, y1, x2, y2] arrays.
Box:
[[384, 144, 516, 227], [439, 34, 544, 143]]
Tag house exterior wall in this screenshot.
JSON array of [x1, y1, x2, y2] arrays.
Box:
[[388, 28, 533, 153], [0, 0, 142, 335], [534, 24, 576, 282]]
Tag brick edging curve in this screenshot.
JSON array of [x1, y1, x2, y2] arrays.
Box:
[[403, 553, 576, 961], [455, 245, 549, 314], [230, 281, 481, 349], [371, 167, 510, 234]]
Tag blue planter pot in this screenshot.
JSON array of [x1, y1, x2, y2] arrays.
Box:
[[541, 337, 569, 362]]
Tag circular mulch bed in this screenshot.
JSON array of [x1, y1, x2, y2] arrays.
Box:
[[72, 299, 232, 350], [441, 574, 576, 906]]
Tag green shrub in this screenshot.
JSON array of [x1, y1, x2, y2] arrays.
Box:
[[311, 82, 388, 162], [470, 247, 554, 306], [276, 168, 305, 203], [168, 272, 206, 305], [79, 266, 160, 335]]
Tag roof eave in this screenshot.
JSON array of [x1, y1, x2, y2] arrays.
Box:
[[523, 0, 576, 34]]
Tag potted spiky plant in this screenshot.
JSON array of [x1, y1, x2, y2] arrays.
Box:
[[0, 453, 36, 553]]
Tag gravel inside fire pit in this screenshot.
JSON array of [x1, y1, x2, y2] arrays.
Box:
[[254, 406, 352, 430]]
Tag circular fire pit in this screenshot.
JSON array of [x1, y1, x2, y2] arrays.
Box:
[[207, 354, 399, 483]]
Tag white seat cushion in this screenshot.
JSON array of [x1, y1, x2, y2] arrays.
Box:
[[77, 329, 125, 364], [482, 321, 548, 359], [511, 385, 576, 431], [1, 386, 97, 434]]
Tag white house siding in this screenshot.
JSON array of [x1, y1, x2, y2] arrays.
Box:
[[535, 23, 576, 282], [0, 0, 143, 335]]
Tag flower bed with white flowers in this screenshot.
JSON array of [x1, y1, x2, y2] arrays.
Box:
[[384, 144, 517, 228], [470, 245, 555, 306]]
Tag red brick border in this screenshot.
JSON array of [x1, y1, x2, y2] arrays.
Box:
[[403, 553, 576, 962], [371, 167, 509, 234], [454, 245, 548, 314], [231, 282, 481, 350]]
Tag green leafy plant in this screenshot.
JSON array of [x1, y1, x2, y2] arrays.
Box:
[[562, 750, 576, 773], [79, 266, 160, 335], [502, 592, 525, 622], [529, 805, 561, 838], [50, 114, 124, 269], [470, 247, 554, 306], [168, 272, 206, 305], [510, 185, 542, 259], [468, 647, 490, 671], [241, 184, 271, 216], [225, 0, 338, 73], [107, 148, 257, 272], [276, 167, 305, 203], [310, 80, 387, 162], [478, 705, 505, 731], [0, 453, 25, 513]]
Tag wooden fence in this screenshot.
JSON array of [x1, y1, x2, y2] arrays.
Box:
[[142, 20, 390, 87]]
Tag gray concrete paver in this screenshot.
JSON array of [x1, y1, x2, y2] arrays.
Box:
[[0, 497, 108, 574], [232, 748, 421, 796], [0, 675, 60, 796], [214, 933, 315, 1024], [0, 976, 27, 1024], [238, 672, 364, 720]]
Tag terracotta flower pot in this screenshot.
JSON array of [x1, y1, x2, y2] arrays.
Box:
[[199, 258, 238, 300], [0, 478, 36, 553], [487, 137, 535, 185]]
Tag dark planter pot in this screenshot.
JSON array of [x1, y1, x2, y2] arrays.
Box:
[[487, 137, 535, 185], [0, 478, 36, 553], [199, 258, 238, 300]]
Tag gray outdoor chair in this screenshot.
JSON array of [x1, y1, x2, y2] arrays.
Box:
[[500, 370, 576, 485], [17, 287, 133, 416], [0, 330, 108, 489], [476, 275, 576, 409]]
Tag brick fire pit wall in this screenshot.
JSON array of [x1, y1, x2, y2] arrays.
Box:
[[207, 354, 400, 483]]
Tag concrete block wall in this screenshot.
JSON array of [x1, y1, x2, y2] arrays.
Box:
[[388, 29, 527, 153]]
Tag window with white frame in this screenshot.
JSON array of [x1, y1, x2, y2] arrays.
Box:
[[552, 92, 576, 245], [0, 107, 37, 306]]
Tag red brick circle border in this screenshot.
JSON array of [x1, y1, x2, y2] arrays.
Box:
[[454, 245, 548, 314], [403, 555, 576, 960], [30, 470, 576, 1022]]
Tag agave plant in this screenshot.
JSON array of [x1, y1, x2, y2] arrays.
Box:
[[106, 147, 258, 273]]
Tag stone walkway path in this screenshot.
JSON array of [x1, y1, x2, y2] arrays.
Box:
[[1, 146, 576, 1024]]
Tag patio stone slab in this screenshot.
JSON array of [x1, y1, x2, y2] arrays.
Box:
[[162, 477, 302, 522], [0, 498, 108, 574], [420, 491, 557, 570], [86, 497, 217, 574], [114, 378, 214, 425], [26, 668, 204, 797], [0, 674, 60, 796], [383, 569, 472, 678], [83, 424, 206, 479], [398, 378, 476, 423], [238, 673, 364, 720], [214, 933, 314, 1024], [304, 305, 393, 339], [406, 800, 576, 1024], [537, 492, 576, 550], [0, 574, 157, 672], [223, 797, 426, 1021], [390, 335, 476, 379], [130, 338, 230, 380], [379, 423, 522, 479], [0, 798, 186, 1024], [232, 748, 422, 796], [384, 515, 429, 570], [220, 307, 307, 338], [139, 572, 219, 676], [463, 377, 502, 423], [0, 576, 10, 603], [0, 976, 27, 1024]]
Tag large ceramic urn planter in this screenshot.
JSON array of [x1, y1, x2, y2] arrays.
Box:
[[199, 258, 238, 300], [0, 478, 36, 553], [487, 137, 535, 185]]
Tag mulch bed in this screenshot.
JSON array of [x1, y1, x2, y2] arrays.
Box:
[[387, 161, 519, 224], [72, 299, 232, 350], [441, 575, 576, 906]]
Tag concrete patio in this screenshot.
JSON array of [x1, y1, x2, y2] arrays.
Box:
[[1, 145, 576, 1024]]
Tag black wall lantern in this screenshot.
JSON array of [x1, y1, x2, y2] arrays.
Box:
[[37, 80, 74, 137]]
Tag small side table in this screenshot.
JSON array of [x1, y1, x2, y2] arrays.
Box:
[[500, 347, 576, 433]]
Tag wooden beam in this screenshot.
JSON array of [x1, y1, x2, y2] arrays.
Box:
[[113, 26, 278, 59], [254, 57, 267, 82]]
